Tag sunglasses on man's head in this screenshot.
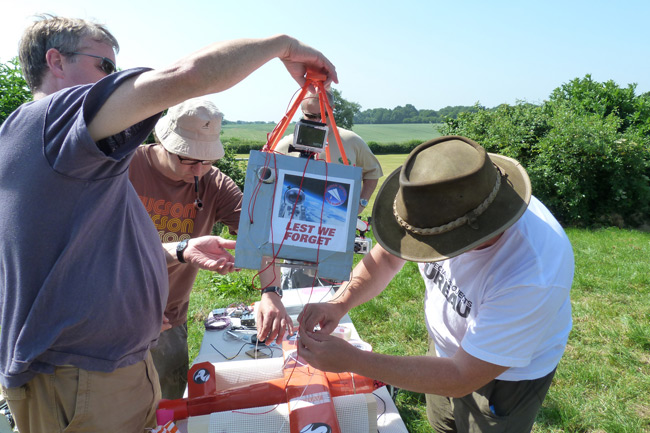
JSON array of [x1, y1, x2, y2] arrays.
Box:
[[65, 52, 117, 75], [176, 155, 213, 166]]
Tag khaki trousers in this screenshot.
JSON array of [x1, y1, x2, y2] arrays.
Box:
[[1, 351, 161, 433]]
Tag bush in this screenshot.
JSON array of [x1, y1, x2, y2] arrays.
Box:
[[222, 137, 265, 154], [223, 136, 424, 156], [530, 105, 650, 226], [439, 102, 549, 168], [441, 76, 650, 227], [214, 146, 247, 191], [368, 140, 422, 154], [0, 58, 31, 124]]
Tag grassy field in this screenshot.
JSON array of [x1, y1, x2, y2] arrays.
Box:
[[186, 153, 650, 432], [351, 123, 440, 143], [222, 122, 441, 144], [361, 153, 406, 218]]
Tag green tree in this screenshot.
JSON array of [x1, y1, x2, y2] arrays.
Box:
[[548, 75, 647, 133], [332, 88, 360, 129], [0, 58, 32, 125]]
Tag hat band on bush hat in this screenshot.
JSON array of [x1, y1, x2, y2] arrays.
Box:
[[393, 166, 502, 235]]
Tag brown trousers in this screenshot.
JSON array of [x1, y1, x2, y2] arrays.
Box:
[[426, 339, 556, 433]]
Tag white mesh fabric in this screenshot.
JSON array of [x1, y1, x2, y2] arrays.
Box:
[[204, 394, 375, 433], [208, 403, 290, 433], [211, 357, 285, 391], [334, 393, 377, 432]]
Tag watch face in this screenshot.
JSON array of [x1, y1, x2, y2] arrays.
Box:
[[177, 239, 189, 263]]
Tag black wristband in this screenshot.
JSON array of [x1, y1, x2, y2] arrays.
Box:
[[261, 286, 283, 298], [176, 239, 189, 263]]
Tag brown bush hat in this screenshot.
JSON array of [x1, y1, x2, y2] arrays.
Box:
[[372, 136, 531, 262]]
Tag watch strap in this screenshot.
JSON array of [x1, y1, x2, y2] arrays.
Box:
[[261, 286, 282, 298]]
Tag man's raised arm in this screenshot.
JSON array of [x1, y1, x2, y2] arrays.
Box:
[[88, 35, 337, 142]]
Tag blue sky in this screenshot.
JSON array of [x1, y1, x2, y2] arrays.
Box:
[[1, 0, 648, 122]]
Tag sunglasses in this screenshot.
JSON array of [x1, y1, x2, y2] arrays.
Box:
[[66, 51, 117, 75], [176, 155, 214, 166], [303, 112, 327, 120]]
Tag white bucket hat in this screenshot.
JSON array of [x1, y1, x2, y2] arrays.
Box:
[[155, 98, 225, 160]]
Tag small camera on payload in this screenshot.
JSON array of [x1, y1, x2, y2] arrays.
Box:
[[354, 237, 372, 254], [291, 118, 328, 154]]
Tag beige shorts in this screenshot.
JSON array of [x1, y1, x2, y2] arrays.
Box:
[[1, 351, 161, 433]]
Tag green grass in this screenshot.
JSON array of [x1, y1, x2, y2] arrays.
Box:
[[187, 156, 650, 432], [363, 153, 407, 218], [222, 122, 441, 144]]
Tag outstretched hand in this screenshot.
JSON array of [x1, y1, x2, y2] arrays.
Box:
[[185, 236, 237, 274]]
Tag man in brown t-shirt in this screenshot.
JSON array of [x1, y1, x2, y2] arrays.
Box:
[[129, 98, 291, 399]]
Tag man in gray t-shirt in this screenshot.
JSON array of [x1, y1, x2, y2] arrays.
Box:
[[0, 15, 337, 433]]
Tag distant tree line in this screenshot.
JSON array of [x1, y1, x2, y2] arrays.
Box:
[[354, 104, 479, 124], [223, 88, 360, 129], [220, 91, 477, 127], [223, 120, 275, 125]]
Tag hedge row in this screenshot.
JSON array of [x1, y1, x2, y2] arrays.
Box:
[[222, 137, 422, 155]]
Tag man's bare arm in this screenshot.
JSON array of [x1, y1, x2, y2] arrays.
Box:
[[88, 35, 337, 142]]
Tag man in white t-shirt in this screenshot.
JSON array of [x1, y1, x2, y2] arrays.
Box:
[[298, 136, 574, 432]]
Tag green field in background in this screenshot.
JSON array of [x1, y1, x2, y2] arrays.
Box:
[[351, 123, 440, 143], [221, 123, 279, 141], [222, 122, 441, 144]]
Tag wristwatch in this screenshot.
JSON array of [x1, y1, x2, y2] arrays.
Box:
[[176, 239, 189, 263], [359, 198, 369, 207], [261, 286, 283, 298]]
